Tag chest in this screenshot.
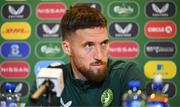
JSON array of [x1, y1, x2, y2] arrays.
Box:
[[59, 79, 123, 106]]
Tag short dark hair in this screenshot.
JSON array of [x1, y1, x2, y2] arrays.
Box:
[[60, 5, 107, 40]]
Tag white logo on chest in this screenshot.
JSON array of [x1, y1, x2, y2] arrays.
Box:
[[60, 97, 72, 107]]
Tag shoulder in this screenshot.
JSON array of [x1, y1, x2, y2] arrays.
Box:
[[108, 58, 145, 83], [108, 58, 138, 71], [108, 58, 145, 89]]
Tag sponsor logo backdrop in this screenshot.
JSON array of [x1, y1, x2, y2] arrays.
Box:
[[0, 0, 179, 106]]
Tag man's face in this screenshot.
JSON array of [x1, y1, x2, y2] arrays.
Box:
[[63, 27, 109, 84]]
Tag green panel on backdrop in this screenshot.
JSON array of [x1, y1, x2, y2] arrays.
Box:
[[0, 0, 179, 106]]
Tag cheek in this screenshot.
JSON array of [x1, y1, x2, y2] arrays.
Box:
[[77, 53, 92, 67], [71, 47, 93, 63], [78, 54, 91, 63], [72, 50, 90, 62]]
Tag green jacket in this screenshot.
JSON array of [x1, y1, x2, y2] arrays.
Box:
[[27, 58, 145, 106]]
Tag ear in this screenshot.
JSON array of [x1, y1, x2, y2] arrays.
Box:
[[62, 40, 71, 56]]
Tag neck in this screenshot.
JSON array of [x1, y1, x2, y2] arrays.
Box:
[[71, 61, 87, 81]]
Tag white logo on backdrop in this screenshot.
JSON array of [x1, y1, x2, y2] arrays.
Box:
[[114, 23, 132, 34], [152, 3, 169, 14], [8, 5, 25, 15]]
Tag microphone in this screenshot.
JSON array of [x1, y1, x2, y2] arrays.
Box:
[[31, 79, 53, 99], [31, 67, 64, 100]]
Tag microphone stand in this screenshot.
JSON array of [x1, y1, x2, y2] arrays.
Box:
[[31, 79, 54, 106], [46, 79, 54, 106]]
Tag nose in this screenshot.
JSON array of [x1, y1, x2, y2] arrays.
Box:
[[94, 46, 103, 60]]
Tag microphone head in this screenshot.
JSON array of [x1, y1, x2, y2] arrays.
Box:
[[36, 68, 64, 97]]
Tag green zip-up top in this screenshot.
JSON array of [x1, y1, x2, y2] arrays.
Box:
[[27, 58, 145, 106]]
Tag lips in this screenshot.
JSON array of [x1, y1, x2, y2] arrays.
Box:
[[92, 64, 104, 68], [90, 63, 106, 69], [90, 61, 105, 66]]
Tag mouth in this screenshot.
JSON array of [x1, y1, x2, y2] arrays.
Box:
[[90, 61, 106, 69], [92, 64, 104, 67]]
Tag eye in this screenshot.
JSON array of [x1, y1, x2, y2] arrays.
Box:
[[84, 42, 94, 50], [101, 40, 109, 49]]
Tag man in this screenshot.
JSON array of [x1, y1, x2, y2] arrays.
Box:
[[27, 5, 145, 106]]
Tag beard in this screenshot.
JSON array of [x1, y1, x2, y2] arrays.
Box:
[[75, 60, 108, 85]]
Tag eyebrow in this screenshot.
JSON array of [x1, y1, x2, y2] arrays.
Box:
[[82, 39, 109, 46], [101, 39, 109, 44]]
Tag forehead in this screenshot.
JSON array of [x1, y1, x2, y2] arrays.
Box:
[[73, 27, 108, 43]]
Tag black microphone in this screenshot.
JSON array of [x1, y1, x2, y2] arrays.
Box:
[[31, 67, 64, 100], [31, 80, 54, 100]]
